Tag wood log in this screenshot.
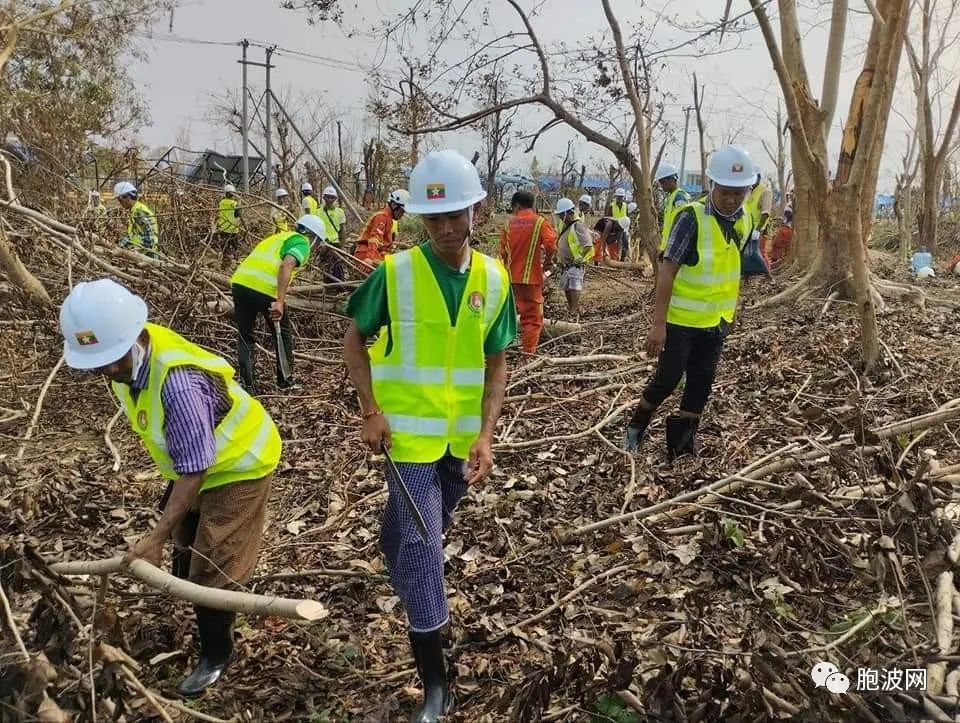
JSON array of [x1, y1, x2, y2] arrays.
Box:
[[928, 572, 955, 695], [50, 557, 328, 621], [539, 318, 583, 339]]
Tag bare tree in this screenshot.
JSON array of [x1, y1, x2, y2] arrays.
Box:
[[904, 0, 960, 253], [750, 0, 911, 371], [693, 73, 707, 187], [760, 101, 789, 213], [894, 131, 921, 262], [476, 65, 516, 206]]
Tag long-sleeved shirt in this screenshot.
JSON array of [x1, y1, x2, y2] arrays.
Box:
[[664, 198, 745, 267], [557, 219, 594, 265], [500, 208, 557, 285], [131, 345, 231, 475]]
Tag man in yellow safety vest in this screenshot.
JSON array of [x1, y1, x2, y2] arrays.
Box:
[[272, 188, 293, 233], [655, 162, 690, 253], [215, 184, 243, 258], [343, 149, 516, 721], [320, 185, 347, 280], [606, 187, 629, 220], [229, 214, 328, 393], [113, 181, 159, 258], [623, 145, 756, 459], [301, 182, 319, 215], [553, 197, 595, 318], [59, 278, 281, 696]]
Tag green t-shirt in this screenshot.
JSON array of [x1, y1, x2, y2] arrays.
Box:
[[280, 232, 310, 267], [346, 243, 517, 355]]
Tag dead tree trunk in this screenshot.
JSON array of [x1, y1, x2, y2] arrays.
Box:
[[0, 222, 52, 308]]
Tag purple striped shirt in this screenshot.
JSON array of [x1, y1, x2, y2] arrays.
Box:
[[132, 345, 232, 475]]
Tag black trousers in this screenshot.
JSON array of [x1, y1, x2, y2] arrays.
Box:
[[231, 283, 294, 390], [641, 323, 726, 415]]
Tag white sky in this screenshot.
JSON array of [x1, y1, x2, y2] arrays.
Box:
[[131, 0, 955, 194]]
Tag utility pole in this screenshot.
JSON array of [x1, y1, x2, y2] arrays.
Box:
[[337, 120, 344, 188], [679, 106, 693, 185], [264, 45, 275, 196], [239, 39, 250, 193]]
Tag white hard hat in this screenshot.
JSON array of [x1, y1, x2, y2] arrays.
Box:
[[60, 279, 148, 370], [389, 188, 410, 207], [917, 266, 936, 279], [113, 181, 137, 198], [614, 188, 626, 198], [90, 190, 101, 197], [618, 217, 632, 232], [223, 184, 236, 194], [706, 145, 756, 187], [627, 202, 638, 213], [322, 185, 338, 198], [405, 149, 486, 214], [295, 214, 328, 240], [554, 198, 575, 215], [275, 188, 289, 198], [655, 163, 678, 181], [301, 182, 314, 192], [578, 194, 592, 206]]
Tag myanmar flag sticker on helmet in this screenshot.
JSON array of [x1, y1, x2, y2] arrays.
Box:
[[731, 163, 744, 172], [426, 183, 446, 200], [75, 330, 99, 346]]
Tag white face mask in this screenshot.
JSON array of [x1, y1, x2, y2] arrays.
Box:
[[129, 341, 147, 382]]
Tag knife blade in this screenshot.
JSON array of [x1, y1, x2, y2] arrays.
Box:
[[273, 320, 293, 384], [382, 447, 429, 544]]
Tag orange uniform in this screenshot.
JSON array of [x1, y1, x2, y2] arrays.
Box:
[[500, 208, 558, 354], [355, 207, 395, 269]]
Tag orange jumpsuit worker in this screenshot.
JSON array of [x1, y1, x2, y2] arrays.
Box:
[[355, 189, 409, 270], [500, 191, 557, 354]]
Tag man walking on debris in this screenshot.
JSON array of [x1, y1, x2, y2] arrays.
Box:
[[655, 163, 689, 253], [554, 197, 594, 319], [500, 190, 557, 354], [355, 189, 408, 268], [272, 188, 292, 233], [58, 278, 281, 697], [113, 181, 159, 259], [229, 214, 328, 393], [623, 145, 756, 459], [215, 184, 243, 259], [343, 149, 515, 721], [320, 185, 347, 281]]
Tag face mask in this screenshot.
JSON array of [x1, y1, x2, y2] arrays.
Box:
[[129, 341, 147, 382]]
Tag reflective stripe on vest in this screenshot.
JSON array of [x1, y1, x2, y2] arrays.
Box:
[[303, 195, 319, 215], [230, 231, 303, 298], [369, 246, 509, 463], [660, 189, 684, 251], [127, 200, 158, 248], [217, 198, 241, 234], [520, 216, 544, 284], [744, 185, 765, 228], [111, 323, 281, 491], [611, 201, 627, 219], [322, 206, 345, 244], [666, 203, 744, 328]]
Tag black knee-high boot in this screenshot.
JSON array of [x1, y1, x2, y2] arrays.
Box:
[[409, 629, 454, 722]]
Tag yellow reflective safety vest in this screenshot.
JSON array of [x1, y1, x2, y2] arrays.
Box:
[[112, 323, 281, 491], [369, 246, 510, 463], [321, 205, 346, 245], [659, 189, 687, 251], [744, 184, 767, 229], [666, 203, 749, 328], [611, 200, 628, 219], [230, 231, 308, 298], [562, 222, 594, 265], [302, 194, 319, 215], [217, 198, 241, 234], [271, 208, 290, 234], [127, 200, 159, 249]]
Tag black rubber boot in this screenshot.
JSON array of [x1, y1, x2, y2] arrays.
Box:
[[171, 546, 192, 580], [178, 607, 235, 697], [665, 415, 699, 460], [409, 630, 454, 722], [623, 404, 655, 452]]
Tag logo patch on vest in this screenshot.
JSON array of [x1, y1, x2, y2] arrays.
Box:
[[75, 330, 99, 346], [137, 410, 148, 430], [426, 184, 446, 200], [467, 291, 484, 313]]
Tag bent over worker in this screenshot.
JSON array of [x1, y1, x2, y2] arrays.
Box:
[[229, 214, 327, 393], [500, 190, 557, 354], [356, 189, 408, 268], [623, 145, 756, 459], [343, 150, 515, 721], [113, 181, 159, 258], [59, 279, 281, 696]]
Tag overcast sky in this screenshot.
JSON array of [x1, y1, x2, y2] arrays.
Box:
[[132, 0, 949, 193]]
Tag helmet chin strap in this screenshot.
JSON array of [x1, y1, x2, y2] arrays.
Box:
[[709, 183, 741, 219]]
